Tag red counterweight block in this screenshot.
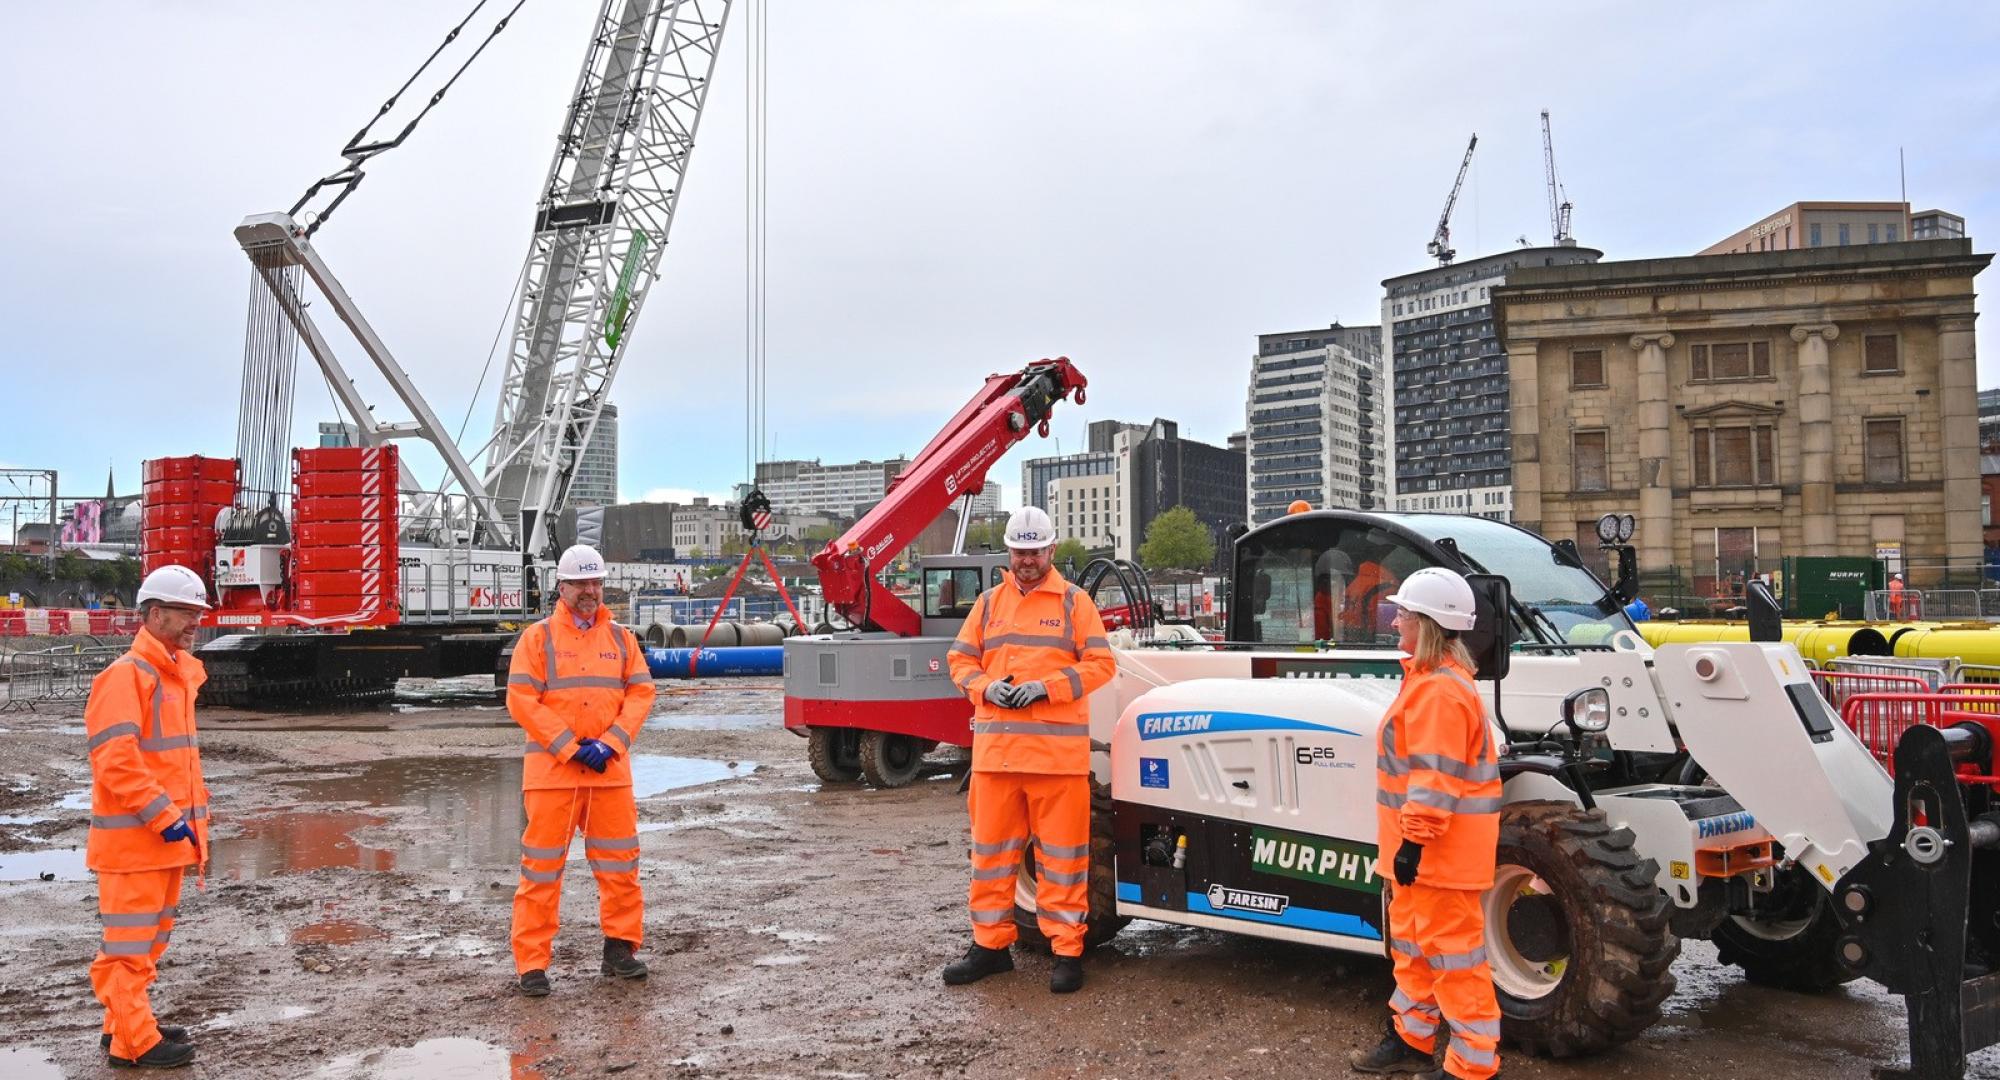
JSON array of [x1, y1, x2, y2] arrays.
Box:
[[289, 445, 399, 626], [141, 456, 239, 582]]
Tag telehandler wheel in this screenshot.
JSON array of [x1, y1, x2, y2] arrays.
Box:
[[806, 726, 862, 784], [1487, 801, 1679, 1058], [1012, 777, 1130, 952], [1711, 867, 1858, 992], [858, 731, 924, 788]]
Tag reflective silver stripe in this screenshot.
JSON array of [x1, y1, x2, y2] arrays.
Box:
[[614, 625, 630, 666], [524, 741, 552, 755], [153, 928, 172, 946], [625, 672, 652, 686], [1039, 868, 1088, 886], [86, 723, 140, 751], [1388, 937, 1424, 958], [1449, 1043, 1498, 1067], [1407, 786, 1502, 814], [956, 670, 981, 691], [971, 838, 1027, 857], [1036, 841, 1090, 860], [969, 594, 988, 649], [520, 866, 564, 884], [100, 908, 176, 927], [187, 805, 209, 821], [138, 794, 174, 823], [1059, 667, 1083, 698], [546, 730, 577, 757], [99, 939, 154, 956], [545, 675, 628, 690], [972, 721, 1089, 737], [541, 618, 557, 686], [1448, 1017, 1503, 1039], [521, 843, 567, 860], [1427, 946, 1489, 971], [127, 657, 163, 738], [1378, 753, 1410, 777], [971, 864, 1016, 880], [1439, 668, 1478, 697], [1083, 636, 1109, 651], [588, 857, 637, 874], [1400, 1014, 1439, 1037], [139, 734, 196, 752], [508, 673, 547, 691], [586, 835, 639, 851], [602, 726, 632, 751], [1062, 587, 1079, 653], [969, 908, 1012, 924], [983, 633, 1076, 652], [1390, 988, 1440, 1015], [1037, 908, 1086, 924], [1407, 753, 1501, 783], [92, 814, 143, 828], [1377, 789, 1406, 810], [949, 641, 981, 658]]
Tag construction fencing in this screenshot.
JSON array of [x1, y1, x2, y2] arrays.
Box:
[[0, 644, 126, 712]]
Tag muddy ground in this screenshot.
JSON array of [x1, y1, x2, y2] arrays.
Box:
[[1, 674, 1996, 1079]]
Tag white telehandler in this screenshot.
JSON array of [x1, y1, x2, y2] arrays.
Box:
[[1007, 509, 1998, 1079]]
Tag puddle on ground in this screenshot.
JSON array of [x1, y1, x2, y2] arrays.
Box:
[[646, 712, 773, 731], [205, 1004, 317, 1030], [0, 1047, 64, 1079], [751, 926, 828, 945], [0, 847, 87, 882], [210, 755, 750, 879], [315, 1036, 542, 1079], [393, 930, 500, 960], [0, 813, 53, 826], [752, 953, 808, 967], [292, 919, 388, 945]]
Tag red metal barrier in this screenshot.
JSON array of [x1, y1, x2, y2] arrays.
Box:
[[1840, 692, 2000, 790]]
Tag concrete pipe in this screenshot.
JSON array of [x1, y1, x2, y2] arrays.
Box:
[[737, 623, 784, 647], [667, 625, 689, 649], [642, 622, 672, 648]]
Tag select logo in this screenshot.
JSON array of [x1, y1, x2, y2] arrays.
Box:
[[1206, 884, 1289, 915]]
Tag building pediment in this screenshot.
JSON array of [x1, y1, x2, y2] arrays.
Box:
[[1682, 399, 1784, 419]]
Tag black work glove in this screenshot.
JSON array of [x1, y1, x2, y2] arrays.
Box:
[[1393, 841, 1423, 888]]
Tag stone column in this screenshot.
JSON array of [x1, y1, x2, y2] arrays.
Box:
[[1790, 323, 1839, 556], [1938, 314, 1981, 566], [1507, 339, 1542, 534], [1628, 333, 1675, 571]]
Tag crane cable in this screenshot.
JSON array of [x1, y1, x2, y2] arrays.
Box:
[[744, 0, 769, 484]]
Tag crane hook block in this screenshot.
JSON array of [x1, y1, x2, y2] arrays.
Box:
[[1038, 419, 1051, 438], [1075, 387, 1086, 406]]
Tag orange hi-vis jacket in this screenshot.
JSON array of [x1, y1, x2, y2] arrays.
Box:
[[948, 568, 1117, 776], [84, 630, 209, 873], [1375, 656, 1502, 891], [508, 601, 656, 790]]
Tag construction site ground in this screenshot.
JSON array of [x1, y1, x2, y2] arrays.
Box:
[[2, 674, 1996, 1079]]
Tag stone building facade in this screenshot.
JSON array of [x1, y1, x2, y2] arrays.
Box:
[[1494, 240, 1989, 594]]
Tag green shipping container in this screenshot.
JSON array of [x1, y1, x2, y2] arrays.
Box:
[[1784, 556, 1883, 620]]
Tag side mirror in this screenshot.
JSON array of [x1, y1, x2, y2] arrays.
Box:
[[1461, 573, 1514, 681], [1746, 579, 1782, 642], [1561, 687, 1611, 735]]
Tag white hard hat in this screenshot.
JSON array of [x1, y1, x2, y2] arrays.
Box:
[[1003, 506, 1057, 550], [1386, 567, 1477, 631], [556, 544, 607, 582], [136, 564, 211, 610]]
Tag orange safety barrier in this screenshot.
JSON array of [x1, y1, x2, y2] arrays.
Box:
[[1809, 669, 1928, 713], [1839, 692, 2000, 791], [0, 609, 143, 638]]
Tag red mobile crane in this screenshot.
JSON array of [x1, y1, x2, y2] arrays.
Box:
[[782, 357, 1087, 787]]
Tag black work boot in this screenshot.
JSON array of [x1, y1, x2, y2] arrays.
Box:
[[107, 1038, 197, 1069], [102, 1026, 189, 1050], [518, 969, 552, 997], [602, 938, 648, 979], [1049, 954, 1084, 993], [1348, 1028, 1433, 1074], [941, 942, 1014, 985]]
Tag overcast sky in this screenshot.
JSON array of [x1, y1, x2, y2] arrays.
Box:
[[3, 1, 1997, 530]]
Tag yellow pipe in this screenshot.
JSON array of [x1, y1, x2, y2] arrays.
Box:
[[1894, 628, 2000, 667]]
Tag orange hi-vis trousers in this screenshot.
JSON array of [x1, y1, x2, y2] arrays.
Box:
[[92, 867, 185, 1061], [967, 772, 1089, 957], [511, 786, 643, 973], [1387, 882, 1501, 1080]]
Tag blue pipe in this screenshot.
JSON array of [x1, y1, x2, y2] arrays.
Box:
[[644, 646, 785, 679]]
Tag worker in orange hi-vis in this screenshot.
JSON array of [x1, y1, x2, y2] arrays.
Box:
[[84, 565, 213, 1069], [943, 506, 1118, 994], [508, 544, 657, 997], [1352, 567, 1503, 1080]]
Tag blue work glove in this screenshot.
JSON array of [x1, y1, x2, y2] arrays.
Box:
[[571, 738, 613, 773], [1393, 841, 1423, 887], [160, 817, 195, 846], [1012, 680, 1049, 708], [984, 679, 1020, 709]]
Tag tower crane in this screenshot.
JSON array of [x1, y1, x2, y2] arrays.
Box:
[[1426, 134, 1477, 267], [1542, 109, 1575, 246], [149, 0, 736, 704]]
